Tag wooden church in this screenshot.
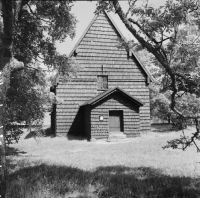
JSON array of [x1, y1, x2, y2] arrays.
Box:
[[52, 11, 152, 139]]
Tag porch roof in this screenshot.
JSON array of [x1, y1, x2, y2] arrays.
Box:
[[81, 87, 144, 107]]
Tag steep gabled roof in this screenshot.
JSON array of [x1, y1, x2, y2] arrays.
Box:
[[81, 87, 144, 107], [68, 11, 153, 82]]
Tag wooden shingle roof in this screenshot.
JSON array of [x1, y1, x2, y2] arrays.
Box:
[[68, 11, 153, 82], [81, 87, 144, 107]]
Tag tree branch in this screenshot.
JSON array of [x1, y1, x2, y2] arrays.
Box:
[[112, 0, 170, 68], [27, 3, 52, 24], [126, 0, 138, 17], [128, 18, 159, 46]]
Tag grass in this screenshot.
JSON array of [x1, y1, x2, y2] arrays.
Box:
[[6, 164, 200, 198], [5, 125, 200, 197]]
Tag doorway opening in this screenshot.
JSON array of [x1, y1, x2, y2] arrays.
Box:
[[109, 110, 123, 132]]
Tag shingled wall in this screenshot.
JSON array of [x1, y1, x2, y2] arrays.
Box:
[[56, 12, 151, 136], [90, 92, 140, 139]]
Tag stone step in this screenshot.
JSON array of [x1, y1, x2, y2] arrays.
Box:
[[107, 133, 127, 142]]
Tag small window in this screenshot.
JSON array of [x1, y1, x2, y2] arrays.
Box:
[[97, 75, 108, 90]]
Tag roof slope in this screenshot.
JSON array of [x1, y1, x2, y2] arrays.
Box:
[[81, 87, 144, 107], [68, 11, 153, 82]]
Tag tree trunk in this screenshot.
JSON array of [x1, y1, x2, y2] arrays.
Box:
[[1, 0, 13, 65], [0, 86, 6, 198]]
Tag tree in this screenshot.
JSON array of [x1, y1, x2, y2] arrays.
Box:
[[96, 0, 200, 150], [4, 68, 48, 144], [1, 0, 77, 70], [0, 1, 77, 197], [135, 49, 169, 123], [150, 92, 171, 122]]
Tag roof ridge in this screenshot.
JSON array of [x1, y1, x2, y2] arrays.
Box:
[[81, 87, 143, 107]]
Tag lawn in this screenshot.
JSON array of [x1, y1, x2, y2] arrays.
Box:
[[5, 125, 200, 197]]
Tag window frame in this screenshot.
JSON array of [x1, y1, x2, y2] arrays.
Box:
[[97, 75, 108, 90]]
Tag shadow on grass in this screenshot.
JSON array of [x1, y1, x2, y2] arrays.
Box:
[[151, 123, 176, 133], [6, 147, 27, 156], [6, 147, 28, 174], [24, 130, 39, 139], [24, 129, 87, 141], [24, 128, 55, 139], [6, 163, 200, 198]]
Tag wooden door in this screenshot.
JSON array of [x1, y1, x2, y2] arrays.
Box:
[[109, 111, 123, 132]]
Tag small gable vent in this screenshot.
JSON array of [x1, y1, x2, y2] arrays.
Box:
[[127, 50, 132, 59], [129, 50, 132, 58]]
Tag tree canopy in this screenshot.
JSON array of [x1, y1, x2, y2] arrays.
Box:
[[3, 68, 48, 144], [0, 0, 77, 72], [0, 0, 78, 142], [0, 1, 78, 147]]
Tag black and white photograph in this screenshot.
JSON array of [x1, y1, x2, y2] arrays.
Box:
[[1, 0, 200, 197]]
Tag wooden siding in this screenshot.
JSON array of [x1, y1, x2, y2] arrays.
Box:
[[90, 92, 140, 139], [56, 12, 150, 136]]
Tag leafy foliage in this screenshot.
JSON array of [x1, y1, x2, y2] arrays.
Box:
[[136, 49, 172, 123], [137, 50, 163, 82], [1, 0, 77, 72], [150, 92, 171, 121], [4, 68, 48, 144], [0, 0, 78, 144]]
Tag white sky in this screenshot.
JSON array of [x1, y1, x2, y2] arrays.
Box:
[[56, 0, 167, 56]]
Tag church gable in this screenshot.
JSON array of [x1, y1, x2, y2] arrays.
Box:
[[80, 13, 122, 50], [69, 12, 152, 82]]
